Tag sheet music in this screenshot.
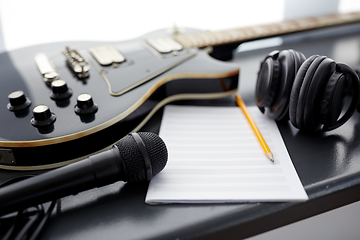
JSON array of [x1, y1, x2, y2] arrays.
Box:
[[146, 105, 308, 203]]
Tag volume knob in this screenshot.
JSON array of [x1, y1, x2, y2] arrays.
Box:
[[31, 105, 56, 127], [74, 93, 98, 115], [7, 90, 31, 111], [50, 80, 72, 100]]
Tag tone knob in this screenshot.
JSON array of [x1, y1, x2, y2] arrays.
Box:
[[50, 79, 73, 100], [31, 105, 56, 127], [7, 90, 31, 111], [74, 93, 98, 115]]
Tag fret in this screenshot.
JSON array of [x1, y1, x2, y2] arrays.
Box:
[[278, 20, 298, 32], [251, 26, 269, 37], [173, 11, 360, 49], [227, 30, 243, 42], [264, 23, 283, 35], [212, 31, 228, 44], [219, 31, 236, 43], [320, 14, 339, 25], [295, 19, 313, 29], [174, 35, 192, 48], [238, 27, 257, 40], [202, 32, 221, 47], [179, 34, 199, 48], [190, 33, 205, 47], [274, 22, 291, 34], [197, 32, 216, 47]]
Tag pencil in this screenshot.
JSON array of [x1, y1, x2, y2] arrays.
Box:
[[235, 94, 274, 162]]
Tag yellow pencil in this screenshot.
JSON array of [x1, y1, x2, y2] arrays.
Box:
[[235, 94, 274, 162]]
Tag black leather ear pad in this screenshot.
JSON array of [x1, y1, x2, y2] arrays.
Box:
[[290, 55, 336, 131], [320, 72, 346, 127], [267, 50, 304, 121], [291, 50, 306, 71], [289, 55, 319, 129], [255, 51, 281, 110], [256, 49, 306, 121], [266, 50, 295, 120], [302, 58, 336, 131], [286, 50, 306, 125]]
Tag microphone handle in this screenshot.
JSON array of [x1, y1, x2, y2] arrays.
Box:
[[0, 146, 124, 216]]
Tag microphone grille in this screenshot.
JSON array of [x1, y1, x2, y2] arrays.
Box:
[[115, 132, 168, 182]]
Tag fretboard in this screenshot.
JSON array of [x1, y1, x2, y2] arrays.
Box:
[[174, 11, 360, 48]]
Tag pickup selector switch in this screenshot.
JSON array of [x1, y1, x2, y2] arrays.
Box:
[[74, 93, 98, 115], [7, 90, 31, 111], [50, 79, 73, 100], [31, 105, 56, 127]]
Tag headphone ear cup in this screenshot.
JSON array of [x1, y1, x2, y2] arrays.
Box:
[[289, 55, 319, 129], [255, 51, 281, 110], [290, 56, 360, 132], [289, 56, 360, 132], [320, 63, 360, 131], [302, 57, 337, 131], [292, 56, 336, 131], [256, 49, 305, 121], [319, 72, 347, 127], [291, 49, 306, 71]]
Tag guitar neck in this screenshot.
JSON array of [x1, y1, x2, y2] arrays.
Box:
[[174, 11, 360, 49]]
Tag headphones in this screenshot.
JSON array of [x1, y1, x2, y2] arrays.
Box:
[[255, 49, 360, 132]]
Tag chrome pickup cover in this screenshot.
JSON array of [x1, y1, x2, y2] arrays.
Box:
[[147, 36, 183, 53], [90, 45, 126, 66]]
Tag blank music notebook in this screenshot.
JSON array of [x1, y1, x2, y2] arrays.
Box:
[[145, 105, 308, 203]]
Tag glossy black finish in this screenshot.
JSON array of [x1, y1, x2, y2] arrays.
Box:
[[0, 31, 239, 167]]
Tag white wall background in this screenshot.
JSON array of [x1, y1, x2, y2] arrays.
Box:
[[0, 0, 359, 52]]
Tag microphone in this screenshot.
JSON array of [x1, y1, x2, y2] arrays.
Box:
[[0, 132, 168, 216]]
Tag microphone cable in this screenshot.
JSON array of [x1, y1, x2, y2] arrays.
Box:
[[0, 176, 57, 240]]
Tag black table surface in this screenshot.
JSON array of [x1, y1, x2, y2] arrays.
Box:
[[2, 24, 360, 240]]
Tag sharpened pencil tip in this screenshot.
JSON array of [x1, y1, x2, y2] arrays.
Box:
[[266, 152, 274, 162]]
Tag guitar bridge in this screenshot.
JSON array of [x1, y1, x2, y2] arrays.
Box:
[[63, 47, 90, 78]]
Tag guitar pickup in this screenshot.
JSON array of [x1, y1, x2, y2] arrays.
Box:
[[147, 36, 183, 53], [34, 52, 60, 84], [90, 45, 126, 66], [63, 47, 90, 78]]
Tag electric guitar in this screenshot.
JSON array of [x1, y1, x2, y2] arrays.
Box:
[[1, 11, 360, 170]]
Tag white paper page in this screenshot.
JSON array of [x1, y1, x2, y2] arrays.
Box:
[[146, 105, 308, 203]]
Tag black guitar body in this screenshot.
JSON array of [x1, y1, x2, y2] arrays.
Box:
[[0, 30, 239, 170]]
